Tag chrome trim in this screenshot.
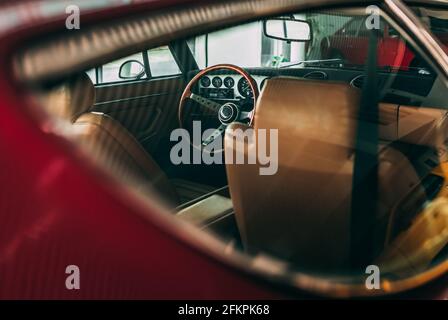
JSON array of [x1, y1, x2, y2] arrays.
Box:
[[350, 74, 365, 89]]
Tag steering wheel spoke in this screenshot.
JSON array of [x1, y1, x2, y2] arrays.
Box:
[[202, 124, 227, 147], [189, 93, 222, 113]]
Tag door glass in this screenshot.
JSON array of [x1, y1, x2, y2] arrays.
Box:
[[147, 46, 181, 77], [23, 5, 448, 297]]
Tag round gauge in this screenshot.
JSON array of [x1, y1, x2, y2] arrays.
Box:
[[223, 76, 235, 89], [212, 77, 223, 88], [200, 76, 211, 87], [237, 77, 254, 98]]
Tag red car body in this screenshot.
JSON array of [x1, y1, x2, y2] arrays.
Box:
[[0, 0, 446, 299]]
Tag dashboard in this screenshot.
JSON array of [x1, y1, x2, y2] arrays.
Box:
[[190, 67, 438, 108]]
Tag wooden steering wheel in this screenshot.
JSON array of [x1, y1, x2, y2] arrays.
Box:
[[178, 64, 259, 151]]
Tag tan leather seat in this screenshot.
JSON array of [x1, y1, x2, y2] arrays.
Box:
[[41, 73, 179, 204], [225, 77, 424, 270], [389, 105, 448, 155]]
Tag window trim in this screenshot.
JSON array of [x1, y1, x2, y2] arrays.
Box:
[[93, 73, 183, 88], [142, 50, 152, 78]]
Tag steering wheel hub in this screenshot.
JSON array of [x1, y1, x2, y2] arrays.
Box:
[[218, 103, 239, 124]]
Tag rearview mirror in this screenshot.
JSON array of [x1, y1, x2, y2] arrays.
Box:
[[263, 18, 312, 42], [119, 60, 146, 80]]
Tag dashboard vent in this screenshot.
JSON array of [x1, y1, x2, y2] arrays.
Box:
[[350, 75, 365, 89], [303, 71, 328, 80]]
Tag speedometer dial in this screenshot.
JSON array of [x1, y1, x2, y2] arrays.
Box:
[[237, 77, 254, 98]]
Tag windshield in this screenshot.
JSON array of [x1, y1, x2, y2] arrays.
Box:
[[188, 10, 426, 72]]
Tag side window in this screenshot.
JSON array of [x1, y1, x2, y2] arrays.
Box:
[[359, 19, 386, 37], [388, 25, 400, 37], [92, 46, 180, 85], [101, 52, 146, 84], [344, 17, 363, 36], [147, 46, 181, 77], [358, 18, 369, 37]]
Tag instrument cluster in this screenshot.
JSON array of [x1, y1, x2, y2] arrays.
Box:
[[199, 74, 267, 101]]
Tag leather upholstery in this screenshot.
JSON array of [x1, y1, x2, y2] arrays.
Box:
[[396, 106, 448, 153], [41, 73, 179, 204], [43, 73, 96, 122], [73, 113, 179, 203], [225, 77, 423, 270], [378, 103, 448, 154]]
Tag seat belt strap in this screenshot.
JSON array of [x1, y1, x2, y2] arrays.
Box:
[[350, 28, 380, 268]]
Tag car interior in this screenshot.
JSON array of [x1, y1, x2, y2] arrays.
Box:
[[27, 6, 448, 278]]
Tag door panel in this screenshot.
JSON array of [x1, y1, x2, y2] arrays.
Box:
[[91, 76, 185, 153]]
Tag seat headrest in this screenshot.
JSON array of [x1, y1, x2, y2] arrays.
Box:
[[254, 77, 361, 149], [42, 73, 95, 122]]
